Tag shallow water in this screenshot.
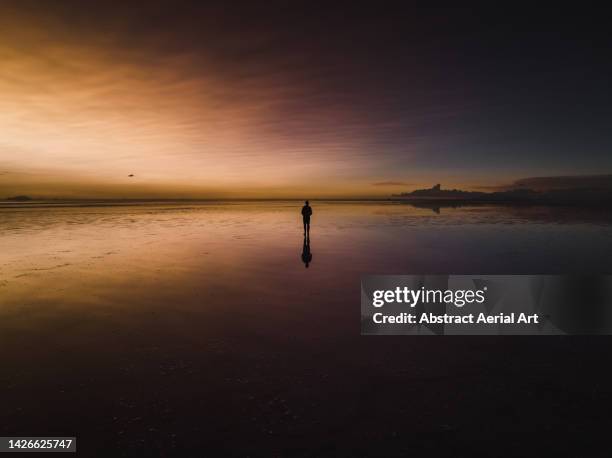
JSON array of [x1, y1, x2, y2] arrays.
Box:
[[1, 201, 612, 455], [2, 202, 611, 303]]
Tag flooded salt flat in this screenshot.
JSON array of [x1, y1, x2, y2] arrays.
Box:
[[1, 201, 612, 455], [2, 202, 611, 308]]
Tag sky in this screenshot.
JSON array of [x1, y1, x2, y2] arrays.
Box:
[[1, 2, 611, 198]]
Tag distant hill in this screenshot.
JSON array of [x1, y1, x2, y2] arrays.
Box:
[[5, 195, 33, 201], [399, 184, 488, 199], [393, 183, 612, 205]]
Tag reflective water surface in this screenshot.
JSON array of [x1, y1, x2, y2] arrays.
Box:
[[1, 201, 612, 455]]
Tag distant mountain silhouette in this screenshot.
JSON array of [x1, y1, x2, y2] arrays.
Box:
[[393, 180, 612, 205], [6, 195, 33, 201], [399, 184, 488, 199]]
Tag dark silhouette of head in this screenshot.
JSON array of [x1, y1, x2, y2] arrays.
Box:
[[305, 200, 309, 205]]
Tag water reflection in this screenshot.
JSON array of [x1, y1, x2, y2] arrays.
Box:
[[301, 234, 312, 268], [1, 201, 612, 302], [1, 201, 612, 448], [400, 200, 612, 223]]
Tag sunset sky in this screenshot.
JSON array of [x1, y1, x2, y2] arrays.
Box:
[[1, 2, 611, 198]]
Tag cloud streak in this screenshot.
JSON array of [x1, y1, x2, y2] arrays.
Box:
[[371, 181, 410, 187]]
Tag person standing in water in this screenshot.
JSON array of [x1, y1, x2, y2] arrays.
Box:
[[301, 200, 312, 235]]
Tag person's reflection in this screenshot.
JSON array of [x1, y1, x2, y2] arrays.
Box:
[[301, 235, 312, 268]]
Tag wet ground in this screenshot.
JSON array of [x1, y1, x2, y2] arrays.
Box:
[[1, 201, 611, 456]]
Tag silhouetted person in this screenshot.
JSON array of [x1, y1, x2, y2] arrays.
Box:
[[301, 200, 312, 235], [301, 235, 312, 268]]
